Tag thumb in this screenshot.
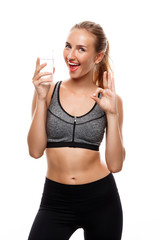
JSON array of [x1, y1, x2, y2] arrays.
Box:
[[90, 94, 101, 104]]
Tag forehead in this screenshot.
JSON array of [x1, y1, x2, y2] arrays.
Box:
[[66, 29, 96, 47]]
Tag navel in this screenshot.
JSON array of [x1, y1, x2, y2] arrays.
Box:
[[71, 177, 76, 180]]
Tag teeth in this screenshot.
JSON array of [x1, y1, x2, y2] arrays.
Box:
[[68, 62, 80, 66]]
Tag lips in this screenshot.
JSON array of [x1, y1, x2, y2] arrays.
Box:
[[69, 64, 80, 72], [68, 60, 80, 72]]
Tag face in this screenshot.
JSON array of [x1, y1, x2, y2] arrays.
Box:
[[63, 28, 102, 78]]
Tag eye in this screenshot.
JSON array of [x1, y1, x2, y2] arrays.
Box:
[[79, 48, 85, 52], [65, 44, 71, 48]]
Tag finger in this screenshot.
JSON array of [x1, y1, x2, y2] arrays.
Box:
[[108, 71, 112, 89], [33, 58, 46, 78], [35, 72, 53, 81], [35, 62, 47, 76], [103, 71, 108, 89], [105, 88, 114, 98], [33, 57, 40, 78], [90, 87, 104, 103], [36, 58, 43, 73], [39, 62, 48, 71], [37, 77, 53, 85], [36, 57, 40, 69], [33, 77, 53, 86], [93, 87, 104, 96], [111, 75, 116, 92]]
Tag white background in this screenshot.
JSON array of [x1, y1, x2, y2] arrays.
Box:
[[0, 0, 160, 239]]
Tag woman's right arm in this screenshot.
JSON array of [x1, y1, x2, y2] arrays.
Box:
[[27, 57, 55, 158]]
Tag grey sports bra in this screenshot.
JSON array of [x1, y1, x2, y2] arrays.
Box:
[[46, 80, 108, 151]]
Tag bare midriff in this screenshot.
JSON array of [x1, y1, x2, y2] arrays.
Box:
[[45, 147, 111, 185]]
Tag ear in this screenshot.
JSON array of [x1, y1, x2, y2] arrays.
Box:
[[94, 51, 105, 64]]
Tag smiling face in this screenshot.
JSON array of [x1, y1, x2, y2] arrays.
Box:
[[63, 28, 102, 79]]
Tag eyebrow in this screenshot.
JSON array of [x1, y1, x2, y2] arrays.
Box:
[[65, 42, 87, 48]]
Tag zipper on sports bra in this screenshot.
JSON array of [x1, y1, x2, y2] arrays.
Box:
[[72, 116, 76, 142]]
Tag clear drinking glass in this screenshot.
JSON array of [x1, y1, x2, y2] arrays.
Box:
[[39, 49, 54, 83]]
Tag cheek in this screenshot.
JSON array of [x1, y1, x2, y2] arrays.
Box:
[[86, 57, 95, 68], [80, 54, 93, 65], [63, 50, 67, 59]]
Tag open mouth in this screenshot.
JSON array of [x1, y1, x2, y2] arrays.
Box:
[[68, 62, 80, 72]]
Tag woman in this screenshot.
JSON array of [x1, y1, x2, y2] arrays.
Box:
[[27, 21, 126, 240]]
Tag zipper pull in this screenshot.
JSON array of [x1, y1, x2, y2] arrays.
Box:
[[74, 116, 76, 122]]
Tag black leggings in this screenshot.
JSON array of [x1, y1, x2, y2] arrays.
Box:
[[28, 173, 123, 240]]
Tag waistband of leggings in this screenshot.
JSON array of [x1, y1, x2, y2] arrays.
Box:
[[42, 172, 116, 198]]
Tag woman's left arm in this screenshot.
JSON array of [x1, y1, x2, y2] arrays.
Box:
[[91, 71, 126, 173], [105, 94, 126, 173]]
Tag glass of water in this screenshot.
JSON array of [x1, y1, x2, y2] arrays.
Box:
[[39, 49, 54, 83]]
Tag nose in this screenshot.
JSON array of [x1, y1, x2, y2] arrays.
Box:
[[67, 48, 76, 61]]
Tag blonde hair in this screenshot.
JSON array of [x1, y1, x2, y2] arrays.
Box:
[[70, 21, 114, 88]]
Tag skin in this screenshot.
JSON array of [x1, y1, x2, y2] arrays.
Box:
[[31, 28, 125, 184]]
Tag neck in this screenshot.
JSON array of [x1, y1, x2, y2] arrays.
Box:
[[68, 70, 97, 93]]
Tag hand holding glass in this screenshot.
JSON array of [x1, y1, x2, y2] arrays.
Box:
[[39, 50, 54, 84]]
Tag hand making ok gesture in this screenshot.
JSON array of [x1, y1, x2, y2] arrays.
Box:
[[90, 71, 118, 115]]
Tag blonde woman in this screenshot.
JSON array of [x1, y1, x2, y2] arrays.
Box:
[[27, 21, 126, 240]]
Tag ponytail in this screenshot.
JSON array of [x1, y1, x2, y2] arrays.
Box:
[[93, 39, 114, 88]]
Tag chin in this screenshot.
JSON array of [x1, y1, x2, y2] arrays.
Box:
[[69, 71, 86, 79], [69, 74, 80, 80]]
